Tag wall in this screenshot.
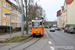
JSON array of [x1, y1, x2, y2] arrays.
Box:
[[0, 0, 1, 25], [1, 0, 11, 25], [11, 5, 18, 28], [17, 11, 21, 27], [57, 16, 61, 28], [67, 0, 75, 24]]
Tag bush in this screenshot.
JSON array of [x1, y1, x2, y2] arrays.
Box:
[[15, 27, 21, 31], [0, 26, 13, 33], [62, 28, 65, 30], [45, 27, 48, 28], [4, 36, 26, 42]]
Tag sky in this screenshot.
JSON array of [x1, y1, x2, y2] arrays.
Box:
[[34, 0, 65, 21]]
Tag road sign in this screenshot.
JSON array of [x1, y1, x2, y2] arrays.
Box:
[[5, 13, 10, 15], [5, 13, 11, 41]]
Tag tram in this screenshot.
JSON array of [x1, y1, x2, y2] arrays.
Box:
[[31, 17, 44, 36]]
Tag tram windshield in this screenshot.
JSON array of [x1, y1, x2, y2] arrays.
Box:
[[32, 22, 42, 27]]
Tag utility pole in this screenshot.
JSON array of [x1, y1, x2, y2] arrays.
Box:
[[24, 0, 28, 34], [21, 0, 24, 36]]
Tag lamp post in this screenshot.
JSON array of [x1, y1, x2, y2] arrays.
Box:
[[5, 13, 11, 41], [21, 0, 24, 36]]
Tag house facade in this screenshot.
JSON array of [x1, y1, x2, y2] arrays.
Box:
[[0, 0, 21, 28], [0, 0, 1, 25], [57, 10, 61, 28], [17, 10, 21, 27], [66, 0, 75, 26], [11, 4, 18, 28], [6, 0, 21, 28], [0, 0, 11, 26], [57, 0, 75, 28]]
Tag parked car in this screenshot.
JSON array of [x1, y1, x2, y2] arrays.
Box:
[[55, 27, 58, 30], [50, 27, 55, 32], [64, 27, 69, 32], [67, 27, 75, 33], [57, 28, 61, 31]]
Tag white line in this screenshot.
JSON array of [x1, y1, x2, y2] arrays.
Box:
[[45, 31, 49, 38], [49, 41, 52, 44], [50, 46, 55, 50]]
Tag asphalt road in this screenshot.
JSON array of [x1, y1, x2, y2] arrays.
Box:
[[0, 31, 52, 50], [46, 29, 75, 50]]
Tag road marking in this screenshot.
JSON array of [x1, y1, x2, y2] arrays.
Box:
[[45, 31, 49, 38], [49, 41, 52, 44], [50, 46, 55, 50]]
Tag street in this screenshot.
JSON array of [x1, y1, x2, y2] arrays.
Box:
[[46, 29, 75, 50], [0, 31, 54, 50], [0, 29, 75, 50], [0, 0, 75, 50]]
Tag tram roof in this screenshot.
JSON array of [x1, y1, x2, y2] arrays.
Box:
[[32, 17, 44, 20]]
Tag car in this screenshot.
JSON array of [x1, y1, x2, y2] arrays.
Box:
[[67, 27, 75, 33], [57, 28, 61, 31], [64, 27, 69, 32], [50, 28, 55, 32], [55, 27, 58, 30]]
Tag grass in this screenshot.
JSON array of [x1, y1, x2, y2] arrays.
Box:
[[0, 35, 29, 43]]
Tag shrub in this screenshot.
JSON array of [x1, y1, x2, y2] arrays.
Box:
[[0, 26, 13, 33], [15, 27, 21, 31], [62, 28, 65, 30]]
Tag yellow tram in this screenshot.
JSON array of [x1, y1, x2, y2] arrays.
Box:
[[31, 17, 44, 36]]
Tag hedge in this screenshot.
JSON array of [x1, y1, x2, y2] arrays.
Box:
[[15, 27, 21, 31], [0, 26, 13, 33]]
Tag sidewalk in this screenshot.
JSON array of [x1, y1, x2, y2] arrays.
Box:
[[0, 31, 31, 41]]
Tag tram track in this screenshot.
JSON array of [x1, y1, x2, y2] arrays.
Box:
[[8, 36, 33, 50], [22, 37, 41, 50], [8, 36, 41, 50]]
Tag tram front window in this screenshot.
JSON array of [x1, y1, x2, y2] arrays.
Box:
[[32, 22, 42, 27]]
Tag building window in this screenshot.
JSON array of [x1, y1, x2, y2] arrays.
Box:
[[3, 21, 6, 26], [6, 22, 10, 26], [3, 0, 6, 7], [6, 15, 10, 18], [3, 11, 6, 17], [6, 3, 11, 10]]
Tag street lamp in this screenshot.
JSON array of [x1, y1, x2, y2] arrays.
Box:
[[5, 13, 11, 41]]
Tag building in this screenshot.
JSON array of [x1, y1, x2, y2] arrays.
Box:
[[0, 0, 1, 25], [64, 0, 75, 27], [0, 0, 11, 26], [57, 0, 75, 28], [57, 10, 61, 28], [11, 4, 18, 28], [17, 10, 21, 27], [6, 0, 21, 28]]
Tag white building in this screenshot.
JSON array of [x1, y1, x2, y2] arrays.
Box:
[[17, 10, 21, 27]]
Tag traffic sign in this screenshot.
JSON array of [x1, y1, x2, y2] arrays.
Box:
[[5, 13, 10, 15]]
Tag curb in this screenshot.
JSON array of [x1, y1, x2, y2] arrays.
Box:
[[0, 34, 31, 42]]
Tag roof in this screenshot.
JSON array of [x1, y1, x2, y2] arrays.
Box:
[[57, 10, 61, 17], [65, 0, 74, 4], [6, 0, 17, 7]]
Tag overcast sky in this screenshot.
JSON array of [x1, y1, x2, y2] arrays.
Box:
[[34, 0, 65, 21]]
